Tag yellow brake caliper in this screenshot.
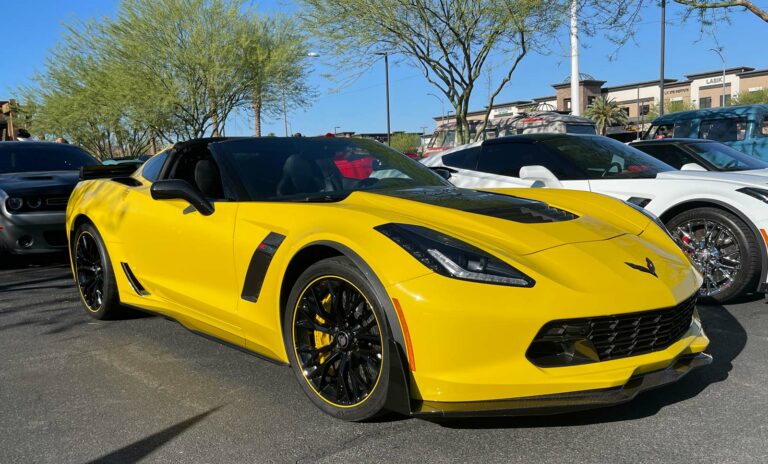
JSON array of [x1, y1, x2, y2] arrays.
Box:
[[314, 293, 334, 363]]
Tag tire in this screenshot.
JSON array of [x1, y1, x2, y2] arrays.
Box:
[[666, 207, 761, 303], [71, 223, 126, 319], [283, 256, 391, 421]]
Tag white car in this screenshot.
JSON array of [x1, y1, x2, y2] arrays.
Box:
[[423, 133, 768, 302]]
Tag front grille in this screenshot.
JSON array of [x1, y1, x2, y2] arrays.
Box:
[[527, 295, 697, 366], [45, 197, 69, 207]]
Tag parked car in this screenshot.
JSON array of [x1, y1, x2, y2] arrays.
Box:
[[630, 138, 768, 172], [644, 104, 768, 160], [423, 133, 768, 302], [498, 111, 597, 136], [102, 154, 152, 167], [66, 136, 709, 420], [0, 142, 99, 254]]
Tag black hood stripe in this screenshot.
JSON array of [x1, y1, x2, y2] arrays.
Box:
[[376, 187, 577, 223]]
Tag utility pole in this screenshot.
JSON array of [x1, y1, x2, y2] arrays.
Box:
[[570, 0, 581, 116], [659, 0, 666, 116]]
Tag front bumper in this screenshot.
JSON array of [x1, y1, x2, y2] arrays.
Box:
[[414, 352, 711, 417], [0, 211, 68, 254]]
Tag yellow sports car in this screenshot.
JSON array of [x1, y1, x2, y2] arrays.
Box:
[[66, 136, 710, 421]]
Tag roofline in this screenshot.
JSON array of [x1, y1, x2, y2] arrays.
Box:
[[602, 78, 677, 92], [552, 80, 606, 89], [737, 68, 768, 79], [685, 66, 754, 80]]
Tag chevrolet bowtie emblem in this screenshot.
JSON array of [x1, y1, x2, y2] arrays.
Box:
[[625, 258, 657, 277]]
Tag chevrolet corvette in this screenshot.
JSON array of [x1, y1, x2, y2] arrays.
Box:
[[424, 133, 768, 303], [67, 136, 710, 420]]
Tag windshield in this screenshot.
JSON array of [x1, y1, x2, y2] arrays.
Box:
[[542, 136, 676, 179], [0, 144, 99, 174], [565, 124, 597, 135], [688, 142, 768, 171], [213, 137, 450, 201]]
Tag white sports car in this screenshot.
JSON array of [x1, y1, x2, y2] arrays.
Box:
[[423, 133, 768, 302]]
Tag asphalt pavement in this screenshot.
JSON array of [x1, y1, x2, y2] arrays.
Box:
[[1, 255, 767, 464]]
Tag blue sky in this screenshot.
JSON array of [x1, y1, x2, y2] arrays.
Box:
[[2, 0, 766, 137]]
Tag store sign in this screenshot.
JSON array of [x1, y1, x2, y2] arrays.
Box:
[[705, 77, 724, 85]]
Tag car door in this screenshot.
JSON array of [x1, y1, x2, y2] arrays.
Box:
[[120, 145, 242, 344], [474, 141, 590, 190]]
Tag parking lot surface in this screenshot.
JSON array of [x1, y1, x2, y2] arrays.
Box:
[[1, 256, 767, 464]]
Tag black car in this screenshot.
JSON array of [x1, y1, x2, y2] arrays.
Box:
[[0, 142, 99, 254], [629, 138, 768, 172]]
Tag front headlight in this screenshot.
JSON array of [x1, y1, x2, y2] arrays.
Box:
[[6, 197, 23, 211], [623, 200, 674, 239], [737, 187, 768, 203], [375, 223, 535, 287]]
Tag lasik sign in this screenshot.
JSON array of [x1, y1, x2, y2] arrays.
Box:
[[705, 76, 725, 85]]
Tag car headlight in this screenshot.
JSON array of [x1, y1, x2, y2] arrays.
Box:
[[737, 187, 768, 203], [27, 197, 42, 209], [623, 200, 674, 239], [375, 223, 535, 287], [6, 197, 23, 211]]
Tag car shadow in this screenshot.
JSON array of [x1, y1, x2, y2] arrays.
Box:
[[85, 406, 222, 464], [434, 303, 746, 429]]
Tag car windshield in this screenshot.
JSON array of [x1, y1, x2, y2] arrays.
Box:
[[541, 136, 676, 179], [0, 143, 99, 174], [212, 137, 450, 202], [687, 142, 768, 171]]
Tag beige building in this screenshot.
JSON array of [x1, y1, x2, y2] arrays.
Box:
[[434, 66, 768, 133]]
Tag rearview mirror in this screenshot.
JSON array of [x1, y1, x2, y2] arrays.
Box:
[[680, 162, 707, 172], [150, 179, 214, 216], [430, 166, 456, 180], [519, 165, 563, 188]]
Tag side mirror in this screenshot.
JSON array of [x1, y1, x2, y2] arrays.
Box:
[[519, 165, 563, 188], [680, 162, 708, 172], [430, 166, 456, 180], [150, 179, 215, 216]]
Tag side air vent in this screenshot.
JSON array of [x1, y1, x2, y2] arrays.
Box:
[[121, 262, 149, 296], [241, 232, 286, 303]]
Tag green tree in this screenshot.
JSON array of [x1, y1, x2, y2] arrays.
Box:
[[584, 97, 629, 135], [733, 89, 768, 105], [388, 133, 421, 153], [300, 0, 565, 144]]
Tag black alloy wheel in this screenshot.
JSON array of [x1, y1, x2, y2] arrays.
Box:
[[284, 256, 391, 421], [667, 207, 761, 303], [72, 223, 125, 319], [75, 231, 104, 311]]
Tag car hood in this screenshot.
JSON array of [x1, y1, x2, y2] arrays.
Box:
[[347, 187, 651, 256], [0, 170, 81, 196], [658, 169, 768, 187]]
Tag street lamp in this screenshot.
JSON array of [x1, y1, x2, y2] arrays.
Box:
[[710, 47, 727, 107], [427, 93, 445, 128], [282, 52, 320, 136], [374, 51, 391, 145], [334, 126, 340, 134]]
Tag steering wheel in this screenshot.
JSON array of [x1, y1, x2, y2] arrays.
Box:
[[602, 162, 623, 177]]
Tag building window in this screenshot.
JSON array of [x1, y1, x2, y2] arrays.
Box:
[[564, 98, 572, 111], [700, 97, 712, 109], [640, 105, 650, 116], [621, 107, 630, 116], [719, 94, 731, 107], [587, 96, 596, 106]]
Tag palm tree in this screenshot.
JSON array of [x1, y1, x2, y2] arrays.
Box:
[[584, 97, 629, 135]]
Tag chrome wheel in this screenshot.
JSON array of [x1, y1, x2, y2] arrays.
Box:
[[672, 219, 741, 297], [75, 232, 105, 311], [292, 276, 383, 407]]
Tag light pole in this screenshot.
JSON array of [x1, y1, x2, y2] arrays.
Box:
[[569, 0, 581, 116], [659, 0, 666, 116], [334, 126, 340, 134], [374, 51, 391, 145], [710, 48, 727, 107], [427, 92, 446, 129], [282, 52, 320, 137]]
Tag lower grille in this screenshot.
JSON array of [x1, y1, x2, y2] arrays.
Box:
[[43, 231, 68, 247], [527, 295, 697, 367]]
